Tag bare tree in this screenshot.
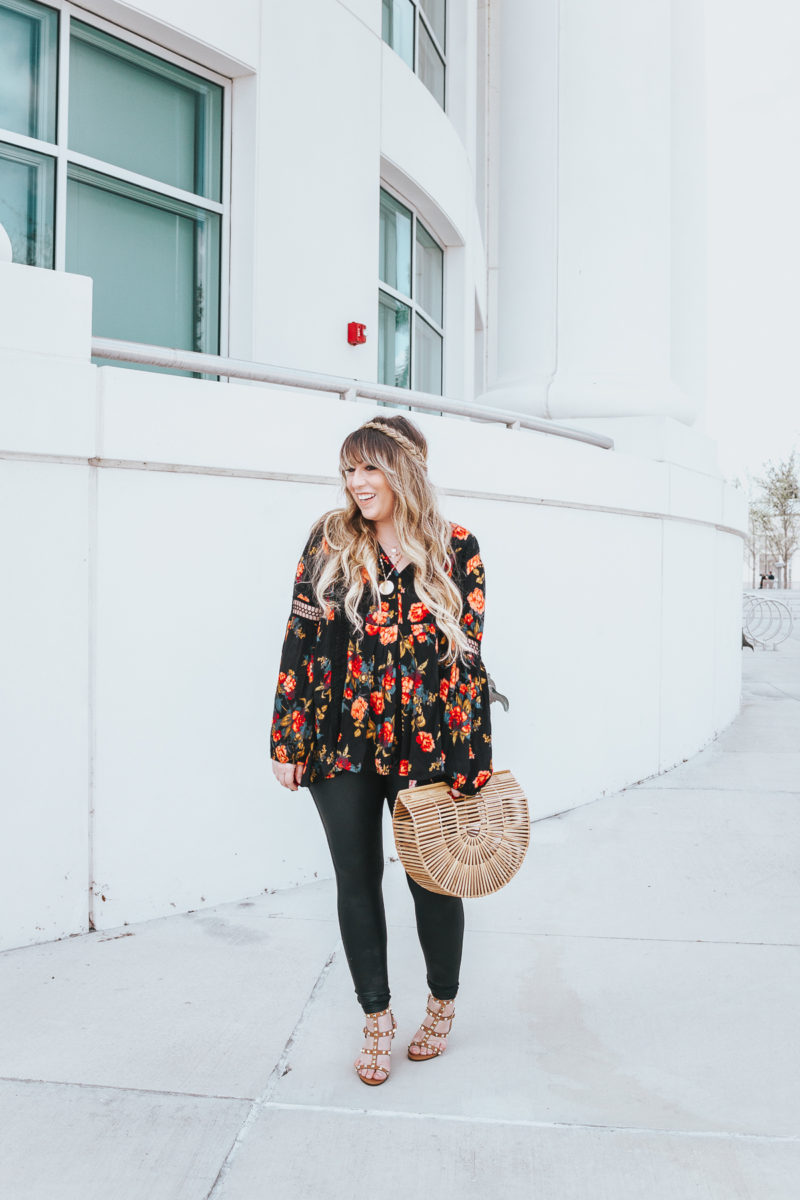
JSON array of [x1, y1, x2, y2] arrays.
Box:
[[751, 453, 800, 587]]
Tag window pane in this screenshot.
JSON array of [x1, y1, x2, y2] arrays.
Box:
[[69, 21, 223, 201], [418, 22, 445, 109], [378, 291, 410, 389], [381, 0, 414, 68], [415, 222, 443, 325], [0, 140, 54, 266], [420, 0, 445, 50], [379, 189, 412, 297], [66, 165, 220, 357], [0, 0, 58, 141], [414, 314, 442, 395]]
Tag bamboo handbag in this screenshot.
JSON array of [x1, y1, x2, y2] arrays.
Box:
[[392, 770, 530, 898]]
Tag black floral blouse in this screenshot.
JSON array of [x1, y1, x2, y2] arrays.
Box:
[[271, 524, 493, 795]]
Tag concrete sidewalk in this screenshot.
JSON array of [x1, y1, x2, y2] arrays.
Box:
[[2, 640, 799, 1200]]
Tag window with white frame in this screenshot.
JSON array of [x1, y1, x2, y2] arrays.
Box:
[[379, 187, 444, 395], [0, 0, 228, 360], [382, 0, 446, 110]]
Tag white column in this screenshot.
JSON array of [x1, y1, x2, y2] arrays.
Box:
[[482, 0, 705, 425]]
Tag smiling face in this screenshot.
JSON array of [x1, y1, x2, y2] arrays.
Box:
[[344, 458, 396, 524]]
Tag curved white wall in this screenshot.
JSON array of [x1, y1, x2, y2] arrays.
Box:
[[0, 263, 745, 947], [0, 2, 748, 950]]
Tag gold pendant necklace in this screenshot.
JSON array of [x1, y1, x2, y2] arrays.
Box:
[[378, 549, 395, 595]]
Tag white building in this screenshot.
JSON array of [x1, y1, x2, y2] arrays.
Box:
[[1, 0, 747, 952]]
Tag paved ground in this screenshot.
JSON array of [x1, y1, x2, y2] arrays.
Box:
[[2, 636, 798, 1199]]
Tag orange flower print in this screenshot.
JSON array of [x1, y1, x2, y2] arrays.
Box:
[[335, 755, 351, 771], [369, 692, 384, 715], [467, 588, 485, 614], [474, 769, 492, 789], [449, 708, 464, 729], [344, 686, 353, 699], [291, 711, 306, 733], [295, 561, 305, 581], [416, 731, 435, 753], [349, 654, 363, 677], [466, 553, 482, 575], [463, 613, 474, 626], [383, 670, 396, 690], [401, 675, 413, 703], [306, 661, 314, 682], [379, 626, 398, 645], [398, 759, 411, 776], [351, 697, 368, 721], [411, 624, 428, 643], [439, 678, 450, 700], [451, 524, 469, 540], [365, 623, 379, 636], [380, 720, 393, 745], [283, 671, 296, 698], [453, 773, 467, 788], [408, 602, 428, 622], [274, 745, 288, 763]]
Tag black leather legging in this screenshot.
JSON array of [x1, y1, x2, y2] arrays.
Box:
[[309, 771, 464, 1013]]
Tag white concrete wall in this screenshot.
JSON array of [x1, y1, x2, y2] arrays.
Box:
[[0, 262, 745, 948]]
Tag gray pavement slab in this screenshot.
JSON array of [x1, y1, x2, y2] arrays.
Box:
[[0, 904, 336, 1098], [2, 638, 798, 1198], [0, 1079, 247, 1200], [214, 1107, 800, 1200], [635, 748, 800, 792], [270, 924, 800, 1137]]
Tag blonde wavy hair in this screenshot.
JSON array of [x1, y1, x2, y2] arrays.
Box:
[[311, 415, 471, 664]]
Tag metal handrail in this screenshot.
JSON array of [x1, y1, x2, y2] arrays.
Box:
[[90, 336, 615, 451]]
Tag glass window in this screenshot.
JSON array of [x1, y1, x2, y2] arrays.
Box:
[[0, 3, 227, 363], [379, 187, 444, 396], [414, 314, 442, 395], [0, 0, 58, 141], [420, 0, 445, 48], [66, 165, 220, 354], [415, 222, 443, 325], [381, 0, 414, 70], [69, 22, 222, 201], [379, 190, 412, 297], [417, 22, 445, 110], [381, 0, 446, 110], [378, 292, 411, 390], [0, 140, 54, 266]]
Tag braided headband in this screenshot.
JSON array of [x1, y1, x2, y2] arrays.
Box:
[[361, 421, 427, 467]]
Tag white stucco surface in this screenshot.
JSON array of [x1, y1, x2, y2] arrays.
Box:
[[0, 261, 745, 945]]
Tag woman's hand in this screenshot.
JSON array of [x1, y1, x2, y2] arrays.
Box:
[[447, 787, 463, 800], [272, 761, 304, 791]]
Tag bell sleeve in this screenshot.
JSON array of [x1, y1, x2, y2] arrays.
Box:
[[270, 533, 325, 767], [442, 529, 494, 795]]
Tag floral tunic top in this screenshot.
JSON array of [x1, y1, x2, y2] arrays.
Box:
[[271, 524, 493, 795]]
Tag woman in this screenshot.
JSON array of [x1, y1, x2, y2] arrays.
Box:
[[271, 415, 492, 1085]]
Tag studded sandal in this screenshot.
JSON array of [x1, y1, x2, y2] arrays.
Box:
[[355, 1006, 396, 1086], [407, 995, 455, 1062]]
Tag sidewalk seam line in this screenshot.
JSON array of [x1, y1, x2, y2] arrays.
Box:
[[202, 940, 341, 1200], [0, 1075, 251, 1103], [262, 1099, 800, 1143]]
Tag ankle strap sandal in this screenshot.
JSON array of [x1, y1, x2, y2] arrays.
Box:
[[355, 1006, 396, 1086], [407, 994, 455, 1062]]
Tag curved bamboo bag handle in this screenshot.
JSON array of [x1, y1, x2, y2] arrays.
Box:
[[392, 770, 530, 898]]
